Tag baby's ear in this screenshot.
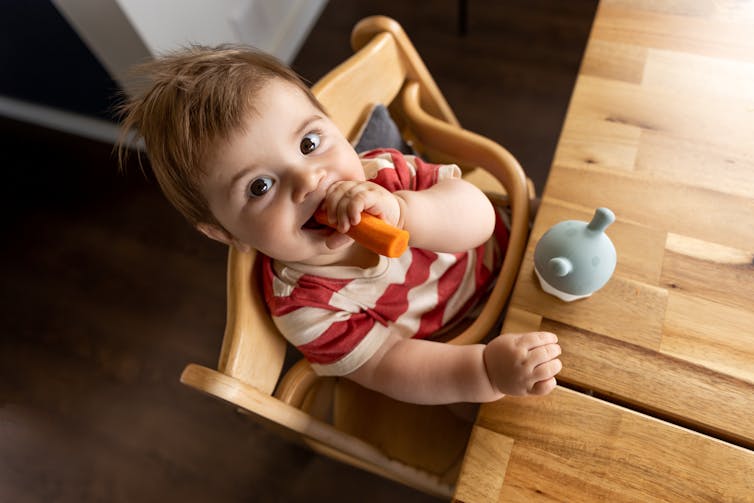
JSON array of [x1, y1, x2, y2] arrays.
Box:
[[196, 222, 232, 244], [196, 223, 252, 253]]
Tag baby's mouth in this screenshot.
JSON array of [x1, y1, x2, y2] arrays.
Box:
[[302, 207, 330, 232], [302, 214, 328, 231]]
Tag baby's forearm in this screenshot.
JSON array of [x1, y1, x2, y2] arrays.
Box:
[[347, 336, 504, 405], [396, 178, 495, 253]]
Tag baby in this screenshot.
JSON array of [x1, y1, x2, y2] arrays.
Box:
[[119, 45, 561, 405]]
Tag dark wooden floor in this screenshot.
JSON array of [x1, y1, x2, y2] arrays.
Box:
[[0, 1, 596, 501]]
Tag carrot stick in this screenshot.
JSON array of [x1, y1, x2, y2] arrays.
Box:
[[314, 209, 409, 258]]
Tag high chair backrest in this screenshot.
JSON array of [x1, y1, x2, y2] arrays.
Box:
[[312, 16, 460, 141], [182, 16, 531, 498]]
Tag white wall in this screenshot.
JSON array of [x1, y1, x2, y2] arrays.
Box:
[[114, 0, 326, 63], [54, 0, 327, 94]]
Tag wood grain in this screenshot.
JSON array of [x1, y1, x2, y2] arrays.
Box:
[[661, 233, 754, 312], [544, 165, 754, 253], [452, 426, 513, 503], [544, 320, 754, 448], [523, 0, 754, 443], [591, 2, 754, 62], [580, 39, 647, 83], [476, 387, 754, 502], [458, 0, 754, 500], [662, 291, 754, 383], [513, 255, 668, 350]]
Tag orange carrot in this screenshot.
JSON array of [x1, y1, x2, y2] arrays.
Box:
[[314, 209, 409, 258]]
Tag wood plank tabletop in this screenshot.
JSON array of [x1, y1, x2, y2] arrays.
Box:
[[456, 0, 754, 500], [454, 388, 754, 502]]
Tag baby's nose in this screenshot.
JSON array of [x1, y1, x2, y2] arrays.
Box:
[[292, 167, 325, 203]]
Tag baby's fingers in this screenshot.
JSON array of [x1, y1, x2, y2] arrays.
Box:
[[532, 357, 563, 382], [339, 184, 392, 225], [528, 342, 562, 366], [323, 181, 359, 230], [532, 331, 558, 346], [530, 377, 557, 396], [518, 331, 558, 350], [326, 182, 383, 232]]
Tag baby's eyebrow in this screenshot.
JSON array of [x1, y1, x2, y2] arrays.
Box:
[[293, 115, 323, 139], [229, 167, 253, 195]]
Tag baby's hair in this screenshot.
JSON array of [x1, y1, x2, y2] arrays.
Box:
[[117, 45, 322, 227]]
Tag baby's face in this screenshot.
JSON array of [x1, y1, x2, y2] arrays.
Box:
[[200, 78, 365, 265]]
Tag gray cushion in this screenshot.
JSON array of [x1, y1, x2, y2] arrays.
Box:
[[352, 104, 415, 155]]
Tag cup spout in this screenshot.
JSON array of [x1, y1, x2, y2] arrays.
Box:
[[587, 207, 615, 233]]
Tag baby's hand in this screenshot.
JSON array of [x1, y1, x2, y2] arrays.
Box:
[[322, 181, 403, 234], [483, 332, 562, 396]]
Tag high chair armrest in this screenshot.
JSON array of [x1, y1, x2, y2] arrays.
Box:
[[275, 358, 320, 408], [180, 363, 452, 498], [401, 82, 530, 345], [217, 248, 286, 394]]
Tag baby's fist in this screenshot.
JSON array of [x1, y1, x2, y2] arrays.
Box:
[[483, 332, 562, 396]]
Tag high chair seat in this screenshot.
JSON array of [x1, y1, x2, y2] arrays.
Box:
[[180, 15, 531, 498]]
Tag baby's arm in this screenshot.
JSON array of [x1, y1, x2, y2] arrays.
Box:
[[347, 331, 562, 405], [323, 178, 495, 254], [396, 177, 495, 253]]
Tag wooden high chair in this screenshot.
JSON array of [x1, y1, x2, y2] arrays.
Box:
[[180, 16, 531, 499]]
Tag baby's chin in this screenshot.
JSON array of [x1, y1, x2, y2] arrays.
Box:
[[269, 229, 349, 264], [324, 232, 355, 251]]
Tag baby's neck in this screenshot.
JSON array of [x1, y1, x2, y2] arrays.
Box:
[[337, 244, 380, 269], [280, 243, 381, 271]]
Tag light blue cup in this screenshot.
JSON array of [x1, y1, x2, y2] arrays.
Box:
[[534, 207, 617, 302]]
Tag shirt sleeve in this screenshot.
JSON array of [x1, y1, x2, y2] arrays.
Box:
[[261, 255, 391, 376], [276, 307, 393, 376], [360, 148, 461, 192]]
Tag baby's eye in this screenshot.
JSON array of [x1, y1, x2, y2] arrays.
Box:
[[300, 132, 321, 155], [247, 176, 274, 197]]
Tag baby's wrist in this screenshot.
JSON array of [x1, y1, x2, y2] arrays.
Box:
[[394, 193, 408, 230], [481, 344, 505, 399]]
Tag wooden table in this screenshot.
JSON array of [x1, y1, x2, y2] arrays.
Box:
[[454, 1, 754, 500]]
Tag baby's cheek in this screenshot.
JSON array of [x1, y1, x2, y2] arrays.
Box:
[[340, 148, 366, 180]]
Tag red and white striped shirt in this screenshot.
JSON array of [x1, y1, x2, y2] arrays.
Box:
[[262, 149, 508, 376]]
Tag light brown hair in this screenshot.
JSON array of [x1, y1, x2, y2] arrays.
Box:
[[117, 45, 322, 226]]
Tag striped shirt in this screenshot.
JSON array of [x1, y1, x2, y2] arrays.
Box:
[[262, 149, 508, 376]]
